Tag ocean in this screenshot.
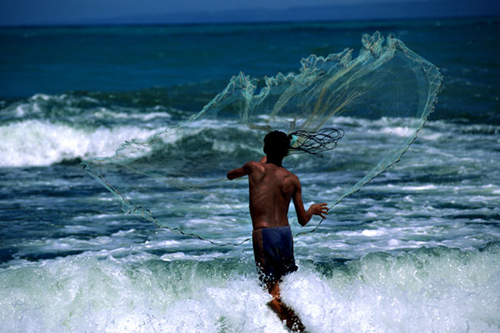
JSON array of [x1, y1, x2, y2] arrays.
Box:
[[1, 17, 500, 332]]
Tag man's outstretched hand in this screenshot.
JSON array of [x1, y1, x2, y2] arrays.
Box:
[[309, 203, 329, 219]]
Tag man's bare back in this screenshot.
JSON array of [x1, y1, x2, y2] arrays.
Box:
[[245, 161, 296, 229], [227, 159, 327, 229]]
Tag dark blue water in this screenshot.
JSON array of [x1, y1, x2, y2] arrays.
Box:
[[1, 18, 499, 332], [2, 18, 499, 124]]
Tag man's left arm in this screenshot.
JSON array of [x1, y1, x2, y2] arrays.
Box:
[[227, 166, 247, 180]]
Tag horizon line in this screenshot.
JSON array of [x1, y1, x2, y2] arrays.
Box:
[[1, 14, 498, 29]]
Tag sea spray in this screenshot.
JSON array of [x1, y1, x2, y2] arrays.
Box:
[[1, 245, 499, 332], [282, 245, 500, 332], [0, 256, 268, 332]]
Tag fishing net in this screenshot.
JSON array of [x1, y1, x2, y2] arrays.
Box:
[[82, 32, 442, 245]]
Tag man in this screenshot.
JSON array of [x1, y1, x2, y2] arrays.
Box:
[[227, 130, 328, 332]]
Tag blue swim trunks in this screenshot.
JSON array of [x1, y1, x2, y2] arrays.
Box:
[[252, 225, 298, 283]]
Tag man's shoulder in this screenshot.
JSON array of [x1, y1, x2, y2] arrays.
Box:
[[243, 161, 265, 173], [288, 171, 300, 184], [278, 167, 299, 183], [244, 161, 263, 168]]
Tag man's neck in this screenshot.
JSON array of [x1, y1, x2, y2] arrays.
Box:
[[266, 157, 283, 167]]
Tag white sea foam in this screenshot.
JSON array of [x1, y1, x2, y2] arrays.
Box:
[[93, 108, 173, 121], [0, 120, 156, 167], [285, 246, 500, 333], [1, 245, 499, 333]]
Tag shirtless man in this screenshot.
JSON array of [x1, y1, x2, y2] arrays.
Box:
[[227, 130, 328, 332]]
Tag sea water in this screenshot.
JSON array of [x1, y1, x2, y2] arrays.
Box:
[[1, 18, 500, 332]]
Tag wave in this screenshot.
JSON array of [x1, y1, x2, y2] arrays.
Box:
[[0, 120, 157, 167], [0, 111, 437, 168], [1, 92, 178, 124], [2, 87, 496, 170], [1, 243, 498, 332], [1, 115, 493, 169]]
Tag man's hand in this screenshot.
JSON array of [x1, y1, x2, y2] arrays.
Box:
[[309, 203, 329, 219]]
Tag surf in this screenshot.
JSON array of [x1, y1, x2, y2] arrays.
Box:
[[1, 244, 498, 332]]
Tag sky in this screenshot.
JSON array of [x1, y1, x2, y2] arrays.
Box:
[[1, 0, 499, 26]]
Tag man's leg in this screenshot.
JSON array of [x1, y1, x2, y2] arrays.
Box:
[[267, 281, 306, 332]]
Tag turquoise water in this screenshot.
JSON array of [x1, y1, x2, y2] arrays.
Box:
[[1, 18, 500, 332]]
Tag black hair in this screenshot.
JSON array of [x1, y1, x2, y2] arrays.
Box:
[[263, 130, 290, 158]]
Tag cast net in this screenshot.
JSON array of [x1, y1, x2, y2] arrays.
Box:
[[82, 32, 442, 245]]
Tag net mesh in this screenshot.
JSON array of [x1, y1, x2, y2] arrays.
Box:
[[82, 32, 443, 245], [288, 128, 345, 157]]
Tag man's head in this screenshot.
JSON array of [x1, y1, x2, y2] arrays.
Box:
[[264, 131, 289, 159]]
